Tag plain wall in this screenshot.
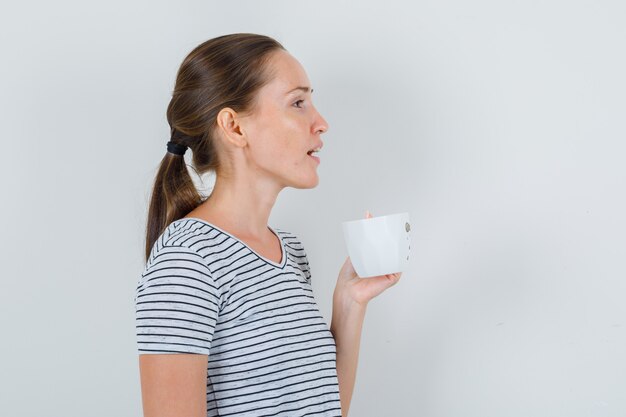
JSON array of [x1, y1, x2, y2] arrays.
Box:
[[1, 0, 624, 416]]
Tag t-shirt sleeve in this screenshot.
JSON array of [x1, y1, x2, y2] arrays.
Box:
[[134, 244, 220, 355]]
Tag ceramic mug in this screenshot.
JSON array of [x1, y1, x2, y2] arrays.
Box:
[[341, 212, 411, 278]]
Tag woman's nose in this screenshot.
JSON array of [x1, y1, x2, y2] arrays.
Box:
[[314, 110, 329, 134]]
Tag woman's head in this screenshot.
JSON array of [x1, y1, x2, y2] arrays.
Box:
[[215, 48, 328, 189], [145, 33, 328, 261]]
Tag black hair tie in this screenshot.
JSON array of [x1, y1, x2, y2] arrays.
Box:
[[167, 141, 188, 156]]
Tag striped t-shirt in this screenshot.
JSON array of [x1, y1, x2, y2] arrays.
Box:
[[135, 218, 342, 417]]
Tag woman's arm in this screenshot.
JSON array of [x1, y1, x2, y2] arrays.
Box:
[[330, 211, 402, 416], [330, 292, 368, 417], [139, 354, 208, 417]]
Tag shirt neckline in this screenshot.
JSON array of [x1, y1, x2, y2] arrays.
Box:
[[176, 217, 287, 269]]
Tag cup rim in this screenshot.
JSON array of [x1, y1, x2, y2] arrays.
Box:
[[341, 211, 409, 226]]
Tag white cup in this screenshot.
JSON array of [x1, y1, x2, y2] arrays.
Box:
[[341, 212, 411, 278]]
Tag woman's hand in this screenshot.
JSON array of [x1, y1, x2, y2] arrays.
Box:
[[334, 210, 403, 307]]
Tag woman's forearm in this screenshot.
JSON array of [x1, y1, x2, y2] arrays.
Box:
[[329, 292, 368, 417]]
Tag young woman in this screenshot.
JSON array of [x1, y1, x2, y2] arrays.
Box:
[[135, 33, 402, 417]]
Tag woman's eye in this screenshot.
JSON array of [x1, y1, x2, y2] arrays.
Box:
[[293, 99, 304, 108]]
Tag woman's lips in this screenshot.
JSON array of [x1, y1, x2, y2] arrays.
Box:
[[308, 153, 320, 164]]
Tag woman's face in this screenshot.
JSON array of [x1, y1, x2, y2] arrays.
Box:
[[236, 49, 329, 189]]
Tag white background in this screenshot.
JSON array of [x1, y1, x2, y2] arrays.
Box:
[[1, 1, 624, 416]]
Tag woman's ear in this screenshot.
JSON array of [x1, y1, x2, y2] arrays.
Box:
[[216, 107, 248, 149]]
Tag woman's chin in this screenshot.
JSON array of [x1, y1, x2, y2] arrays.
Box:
[[293, 174, 319, 189]]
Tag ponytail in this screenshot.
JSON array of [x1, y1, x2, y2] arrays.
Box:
[[144, 130, 203, 261]]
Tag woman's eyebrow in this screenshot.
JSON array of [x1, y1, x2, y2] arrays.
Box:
[[286, 86, 314, 95]]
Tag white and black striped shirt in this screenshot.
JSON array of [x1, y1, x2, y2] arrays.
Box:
[[135, 218, 342, 417]]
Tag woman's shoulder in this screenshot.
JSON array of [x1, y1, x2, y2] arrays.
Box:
[[144, 218, 213, 264], [161, 218, 212, 246], [274, 228, 308, 254]]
